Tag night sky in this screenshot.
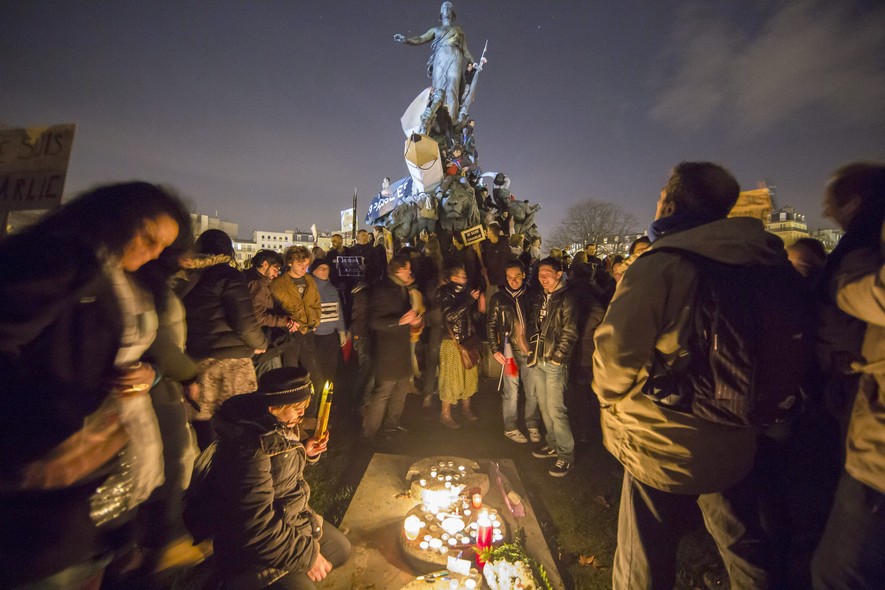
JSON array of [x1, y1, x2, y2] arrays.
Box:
[[3, 0, 884, 239]]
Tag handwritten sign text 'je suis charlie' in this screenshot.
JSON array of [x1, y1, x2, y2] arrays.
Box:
[[0, 124, 76, 213]]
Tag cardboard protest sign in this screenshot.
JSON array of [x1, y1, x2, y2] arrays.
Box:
[[403, 134, 443, 193], [0, 124, 76, 212], [336, 256, 364, 278], [461, 224, 486, 246]]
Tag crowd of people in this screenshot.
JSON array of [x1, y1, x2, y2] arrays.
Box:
[[1, 160, 883, 590]]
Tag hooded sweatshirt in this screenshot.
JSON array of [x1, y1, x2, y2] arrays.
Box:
[[312, 275, 345, 337], [592, 217, 786, 494]]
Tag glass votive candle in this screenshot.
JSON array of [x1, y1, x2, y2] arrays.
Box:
[[458, 465, 466, 471], [429, 538, 443, 550], [471, 493, 483, 509], [419, 479, 427, 486], [419, 541, 429, 550], [404, 515, 422, 541]]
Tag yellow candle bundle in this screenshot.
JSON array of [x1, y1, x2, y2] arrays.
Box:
[[316, 381, 333, 437]]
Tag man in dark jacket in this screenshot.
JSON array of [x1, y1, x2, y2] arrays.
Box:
[[592, 162, 775, 588], [188, 367, 350, 589], [245, 249, 296, 378], [481, 222, 515, 297], [527, 257, 578, 477], [350, 281, 375, 408], [362, 255, 423, 441], [487, 261, 541, 444]]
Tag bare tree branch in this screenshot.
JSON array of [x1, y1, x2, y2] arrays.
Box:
[[548, 200, 640, 256]]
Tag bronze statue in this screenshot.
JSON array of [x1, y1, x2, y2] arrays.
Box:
[[395, 2, 474, 134]]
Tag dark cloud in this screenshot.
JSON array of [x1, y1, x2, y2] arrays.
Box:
[[649, 1, 885, 136]]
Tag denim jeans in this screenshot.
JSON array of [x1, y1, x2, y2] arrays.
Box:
[[811, 471, 885, 589], [528, 360, 574, 463], [501, 352, 540, 431], [361, 378, 410, 439]]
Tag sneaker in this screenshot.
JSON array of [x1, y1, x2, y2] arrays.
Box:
[[532, 445, 556, 459], [504, 429, 528, 444], [548, 459, 571, 477], [527, 428, 542, 443]]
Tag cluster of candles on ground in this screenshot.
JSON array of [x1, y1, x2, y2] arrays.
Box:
[[404, 460, 505, 563]]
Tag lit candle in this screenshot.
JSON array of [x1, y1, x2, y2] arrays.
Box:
[[448, 537, 457, 546], [465, 580, 477, 590], [475, 510, 493, 568], [420, 479, 427, 486], [447, 461, 454, 467], [429, 538, 443, 550], [458, 465, 465, 471], [472, 493, 483, 509], [464, 509, 471, 516], [404, 515, 422, 541]]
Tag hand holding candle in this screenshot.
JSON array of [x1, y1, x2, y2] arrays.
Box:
[[315, 381, 333, 438]]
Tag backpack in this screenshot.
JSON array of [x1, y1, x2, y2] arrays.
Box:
[[181, 441, 218, 543], [641, 247, 812, 427]]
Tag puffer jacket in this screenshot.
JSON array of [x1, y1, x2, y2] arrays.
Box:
[[592, 217, 780, 494], [486, 284, 536, 354], [438, 280, 476, 343], [209, 398, 322, 589], [177, 255, 268, 360], [270, 273, 321, 334], [527, 279, 579, 365], [835, 249, 885, 495]]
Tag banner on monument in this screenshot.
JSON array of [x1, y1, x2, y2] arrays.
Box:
[[0, 124, 76, 212], [365, 176, 414, 225]]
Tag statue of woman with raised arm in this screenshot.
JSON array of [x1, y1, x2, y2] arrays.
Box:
[[394, 1, 473, 135]]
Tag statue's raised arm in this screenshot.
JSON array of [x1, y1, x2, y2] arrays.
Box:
[[394, 2, 474, 134]]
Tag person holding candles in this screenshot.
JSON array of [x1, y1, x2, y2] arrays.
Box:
[[184, 367, 350, 589]]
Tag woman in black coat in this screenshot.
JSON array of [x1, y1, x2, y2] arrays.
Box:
[[177, 229, 268, 449]]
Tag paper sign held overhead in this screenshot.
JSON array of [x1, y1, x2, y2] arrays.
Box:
[[460, 224, 486, 246]]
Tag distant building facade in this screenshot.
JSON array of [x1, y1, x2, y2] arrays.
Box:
[[765, 206, 809, 247], [811, 228, 845, 253], [191, 212, 238, 241], [729, 186, 774, 224]]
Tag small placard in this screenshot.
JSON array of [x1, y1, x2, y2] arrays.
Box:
[[460, 224, 486, 246], [336, 255, 364, 277], [447, 555, 472, 576]]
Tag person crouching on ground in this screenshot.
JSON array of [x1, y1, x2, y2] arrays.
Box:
[[191, 367, 350, 589]]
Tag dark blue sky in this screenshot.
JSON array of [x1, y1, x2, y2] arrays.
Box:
[[3, 0, 883, 239]]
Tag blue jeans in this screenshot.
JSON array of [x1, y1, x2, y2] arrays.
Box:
[[501, 352, 540, 431], [812, 471, 885, 589], [529, 360, 574, 463]]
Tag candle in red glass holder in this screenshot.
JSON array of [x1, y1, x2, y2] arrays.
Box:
[[475, 510, 493, 567], [471, 492, 483, 509]]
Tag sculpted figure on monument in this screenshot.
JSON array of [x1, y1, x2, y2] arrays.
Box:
[[394, 2, 474, 134]]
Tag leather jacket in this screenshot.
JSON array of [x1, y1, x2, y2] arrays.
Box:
[[487, 285, 537, 354], [528, 280, 579, 365], [438, 281, 476, 343]]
